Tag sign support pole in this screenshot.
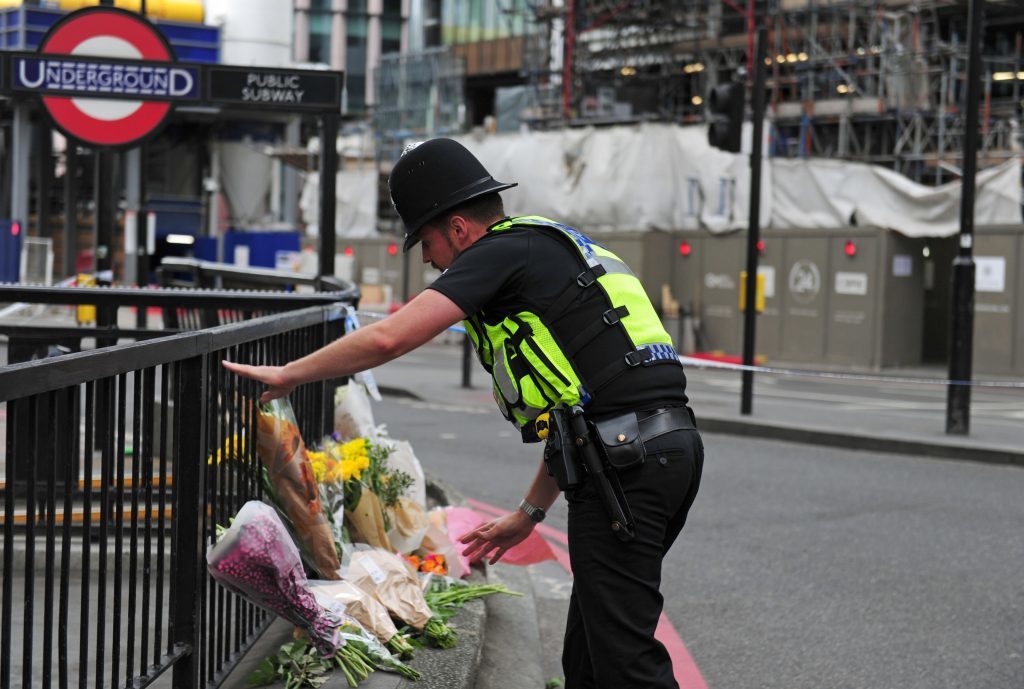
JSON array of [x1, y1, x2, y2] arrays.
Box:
[[11, 105, 31, 240], [35, 121, 53, 239], [93, 149, 115, 282], [318, 113, 339, 278], [740, 27, 767, 416], [63, 143, 78, 278]]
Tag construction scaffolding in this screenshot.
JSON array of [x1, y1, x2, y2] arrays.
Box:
[[373, 47, 466, 228], [528, 0, 1024, 184]]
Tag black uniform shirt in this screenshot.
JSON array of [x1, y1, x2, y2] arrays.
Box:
[[427, 223, 689, 419]]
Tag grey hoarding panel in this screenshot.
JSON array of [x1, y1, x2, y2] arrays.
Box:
[[827, 235, 878, 367], [780, 238, 828, 362], [698, 235, 744, 355], [753, 236, 782, 359], [1016, 234, 1024, 374], [880, 233, 924, 368], [640, 231, 674, 311], [972, 234, 1016, 373]]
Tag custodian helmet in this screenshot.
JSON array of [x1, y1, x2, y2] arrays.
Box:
[[388, 138, 517, 252]]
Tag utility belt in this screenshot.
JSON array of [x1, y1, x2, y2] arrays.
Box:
[[540, 405, 697, 542]]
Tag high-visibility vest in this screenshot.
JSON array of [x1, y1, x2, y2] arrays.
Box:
[[463, 216, 680, 432]]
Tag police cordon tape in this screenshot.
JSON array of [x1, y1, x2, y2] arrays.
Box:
[[354, 310, 1024, 390], [676, 356, 1024, 389]]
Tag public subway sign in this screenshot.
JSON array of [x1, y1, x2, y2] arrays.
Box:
[[2, 7, 343, 149], [206, 66, 343, 111]]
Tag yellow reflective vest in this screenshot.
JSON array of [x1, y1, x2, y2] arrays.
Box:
[[462, 216, 680, 432]]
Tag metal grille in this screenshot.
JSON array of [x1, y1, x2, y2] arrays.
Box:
[[0, 305, 346, 689]]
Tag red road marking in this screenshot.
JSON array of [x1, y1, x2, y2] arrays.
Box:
[[656, 613, 709, 689], [544, 539, 573, 574], [463, 497, 706, 688], [468, 498, 569, 545]]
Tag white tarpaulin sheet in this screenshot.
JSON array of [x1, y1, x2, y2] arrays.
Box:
[[454, 123, 767, 234], [315, 122, 1021, 237], [301, 166, 379, 238], [771, 157, 1022, 236]]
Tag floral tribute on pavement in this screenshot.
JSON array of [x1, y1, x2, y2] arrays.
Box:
[[207, 380, 519, 688]]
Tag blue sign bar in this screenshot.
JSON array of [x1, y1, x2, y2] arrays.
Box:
[[0, 6, 220, 63], [11, 54, 200, 101]]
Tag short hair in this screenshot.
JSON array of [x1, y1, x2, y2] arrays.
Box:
[[433, 192, 505, 230]]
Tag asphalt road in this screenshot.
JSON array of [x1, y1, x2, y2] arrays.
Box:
[[372, 394, 1024, 689]]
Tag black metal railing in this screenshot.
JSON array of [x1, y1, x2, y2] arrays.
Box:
[[156, 258, 353, 294], [0, 303, 348, 689], [0, 282, 360, 363]]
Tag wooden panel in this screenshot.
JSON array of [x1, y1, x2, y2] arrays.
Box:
[[451, 37, 524, 76]]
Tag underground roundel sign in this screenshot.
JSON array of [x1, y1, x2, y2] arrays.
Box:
[[21, 7, 197, 147]]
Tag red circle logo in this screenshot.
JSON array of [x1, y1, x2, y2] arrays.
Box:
[[39, 8, 175, 147]]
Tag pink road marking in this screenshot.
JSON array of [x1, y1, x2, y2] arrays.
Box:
[[656, 612, 709, 689], [464, 497, 706, 688], [467, 497, 569, 545]]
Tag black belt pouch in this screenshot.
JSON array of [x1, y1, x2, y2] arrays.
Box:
[[591, 412, 644, 471]]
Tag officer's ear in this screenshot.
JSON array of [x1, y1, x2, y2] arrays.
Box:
[[448, 214, 471, 243]]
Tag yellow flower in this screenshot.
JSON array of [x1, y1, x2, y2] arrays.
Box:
[[340, 438, 368, 463], [307, 449, 330, 482], [207, 433, 246, 465], [340, 455, 370, 482]]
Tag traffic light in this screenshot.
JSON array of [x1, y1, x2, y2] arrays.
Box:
[[707, 81, 745, 152]]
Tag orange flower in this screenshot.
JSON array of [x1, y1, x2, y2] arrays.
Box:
[[420, 553, 447, 575]]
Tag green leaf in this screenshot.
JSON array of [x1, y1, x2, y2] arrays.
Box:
[[287, 641, 309, 660], [246, 659, 278, 686]]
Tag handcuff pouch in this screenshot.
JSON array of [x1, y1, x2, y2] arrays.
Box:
[[591, 412, 644, 471]]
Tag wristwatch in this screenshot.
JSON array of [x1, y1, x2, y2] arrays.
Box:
[[518, 499, 547, 523]]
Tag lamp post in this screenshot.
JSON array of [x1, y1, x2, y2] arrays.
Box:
[[945, 0, 983, 435]]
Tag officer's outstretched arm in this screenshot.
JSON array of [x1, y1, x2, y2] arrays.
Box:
[[223, 289, 465, 402]]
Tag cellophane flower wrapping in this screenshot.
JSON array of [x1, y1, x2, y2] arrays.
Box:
[[419, 507, 466, 579], [206, 501, 344, 656], [346, 548, 434, 630], [308, 579, 402, 647], [255, 398, 341, 579]]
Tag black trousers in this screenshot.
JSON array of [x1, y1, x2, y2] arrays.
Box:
[[562, 424, 703, 689]]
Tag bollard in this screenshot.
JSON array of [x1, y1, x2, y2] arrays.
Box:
[[461, 333, 473, 388]]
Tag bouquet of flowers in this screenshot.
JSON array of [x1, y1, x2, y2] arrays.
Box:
[[308, 579, 416, 659], [346, 548, 457, 649], [255, 399, 341, 579], [329, 436, 415, 551], [206, 501, 343, 656]]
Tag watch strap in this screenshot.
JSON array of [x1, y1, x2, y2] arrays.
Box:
[[518, 498, 546, 523]]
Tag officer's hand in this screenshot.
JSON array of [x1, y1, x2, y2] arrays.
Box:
[[222, 361, 294, 404], [459, 511, 534, 565]]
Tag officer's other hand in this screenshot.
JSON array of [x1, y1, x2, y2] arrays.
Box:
[[459, 511, 534, 565], [222, 360, 294, 404]]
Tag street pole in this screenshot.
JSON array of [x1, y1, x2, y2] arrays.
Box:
[[93, 149, 115, 283], [318, 113, 339, 279], [946, 0, 983, 435], [62, 143, 78, 279], [740, 27, 767, 416]]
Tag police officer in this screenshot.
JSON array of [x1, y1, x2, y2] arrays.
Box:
[[223, 138, 703, 689]]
